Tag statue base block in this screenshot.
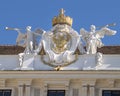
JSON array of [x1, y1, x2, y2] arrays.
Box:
[[21, 54, 35, 70]]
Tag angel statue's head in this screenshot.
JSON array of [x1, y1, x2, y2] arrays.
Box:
[[26, 26, 32, 31], [90, 25, 96, 33]]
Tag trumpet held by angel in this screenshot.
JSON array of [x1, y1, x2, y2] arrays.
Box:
[[80, 24, 116, 54]]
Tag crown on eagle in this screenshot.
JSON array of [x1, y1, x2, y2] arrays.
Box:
[[52, 8, 73, 26]]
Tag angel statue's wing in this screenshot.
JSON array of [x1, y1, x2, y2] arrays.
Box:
[[95, 27, 116, 39], [33, 29, 46, 54], [80, 28, 89, 42], [33, 28, 46, 49], [16, 33, 26, 47], [35, 29, 45, 35]]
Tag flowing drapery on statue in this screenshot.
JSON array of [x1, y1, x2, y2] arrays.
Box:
[[80, 25, 116, 54]]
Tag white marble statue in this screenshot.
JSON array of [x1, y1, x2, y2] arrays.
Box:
[[80, 25, 116, 54], [24, 26, 34, 54], [25, 27, 46, 54], [6, 26, 44, 54]]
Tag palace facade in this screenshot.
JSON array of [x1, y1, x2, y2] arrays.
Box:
[[0, 9, 120, 96]]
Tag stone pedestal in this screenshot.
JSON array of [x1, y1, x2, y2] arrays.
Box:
[[21, 54, 35, 70]]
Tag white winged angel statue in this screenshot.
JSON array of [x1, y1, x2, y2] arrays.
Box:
[[6, 26, 45, 54], [80, 24, 116, 54]]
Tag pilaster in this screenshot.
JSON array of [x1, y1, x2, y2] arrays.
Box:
[[17, 79, 32, 96], [0, 79, 5, 87], [65, 83, 69, 96], [18, 84, 24, 96], [81, 79, 96, 96], [43, 83, 48, 96], [81, 83, 88, 96]]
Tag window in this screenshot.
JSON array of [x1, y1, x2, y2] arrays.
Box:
[[0, 89, 12, 96], [47, 90, 65, 96], [102, 90, 120, 96]]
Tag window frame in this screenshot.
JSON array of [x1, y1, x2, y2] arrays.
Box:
[[0, 87, 14, 96], [99, 88, 120, 96]]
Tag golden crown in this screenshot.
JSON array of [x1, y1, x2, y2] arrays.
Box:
[[52, 9, 73, 26]]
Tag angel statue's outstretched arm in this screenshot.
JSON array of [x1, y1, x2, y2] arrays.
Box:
[[6, 27, 26, 47]]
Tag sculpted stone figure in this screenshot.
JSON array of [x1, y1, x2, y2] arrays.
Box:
[[6, 26, 44, 54], [24, 26, 44, 54], [80, 25, 116, 54], [24, 26, 34, 54], [6, 26, 45, 68]]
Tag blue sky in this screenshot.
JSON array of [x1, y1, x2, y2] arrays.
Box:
[[0, 0, 120, 45]]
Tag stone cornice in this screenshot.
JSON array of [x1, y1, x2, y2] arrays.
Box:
[[0, 70, 120, 79]]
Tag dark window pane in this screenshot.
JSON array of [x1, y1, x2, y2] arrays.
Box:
[[47, 90, 65, 96], [0, 90, 11, 96], [103, 90, 120, 96], [111, 91, 120, 96], [4, 91, 11, 96], [57, 91, 65, 96], [103, 90, 111, 96], [0, 90, 3, 96]]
